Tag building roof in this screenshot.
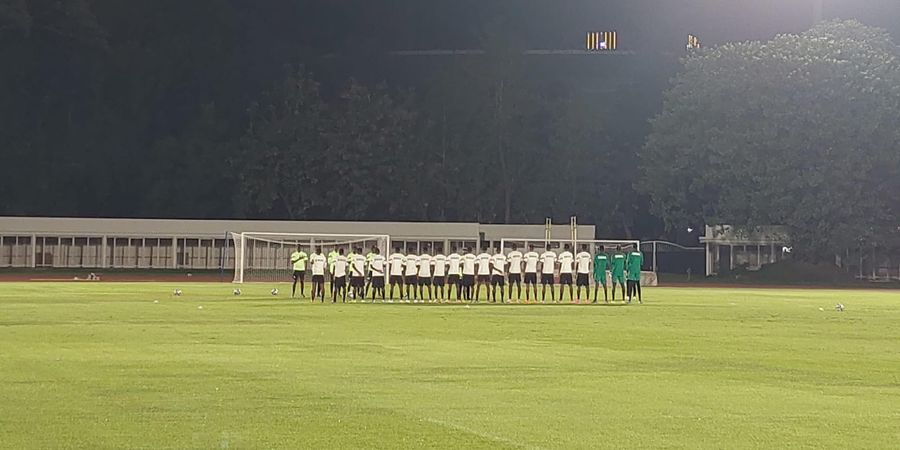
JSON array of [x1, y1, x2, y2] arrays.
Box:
[[0, 217, 595, 241]]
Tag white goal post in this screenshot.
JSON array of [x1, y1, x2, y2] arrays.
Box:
[[230, 232, 391, 284]]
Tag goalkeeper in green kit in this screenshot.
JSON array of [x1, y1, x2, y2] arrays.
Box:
[[626, 249, 644, 304], [593, 247, 610, 303], [610, 245, 627, 302]]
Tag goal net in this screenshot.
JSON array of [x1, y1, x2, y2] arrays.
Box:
[[230, 232, 391, 284]]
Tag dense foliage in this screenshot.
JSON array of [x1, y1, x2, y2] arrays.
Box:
[[2, 2, 898, 257], [643, 21, 900, 258]]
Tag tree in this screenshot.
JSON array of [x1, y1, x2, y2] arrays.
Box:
[[236, 69, 419, 220], [236, 67, 327, 220], [642, 20, 900, 260]]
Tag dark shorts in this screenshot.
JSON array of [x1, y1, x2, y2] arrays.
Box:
[[372, 276, 385, 288], [559, 273, 573, 285], [462, 274, 475, 286], [576, 273, 590, 286], [448, 274, 461, 285], [292, 270, 306, 281], [418, 276, 432, 286], [390, 275, 404, 285], [612, 273, 626, 285], [491, 275, 505, 286], [433, 276, 446, 286], [312, 274, 325, 284], [524, 273, 538, 284], [541, 273, 555, 285], [508, 273, 521, 284], [405, 275, 418, 285], [333, 276, 346, 287], [477, 275, 490, 284], [351, 276, 365, 288], [594, 274, 607, 286]]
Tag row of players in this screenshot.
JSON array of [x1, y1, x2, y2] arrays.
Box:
[[289, 243, 644, 304]]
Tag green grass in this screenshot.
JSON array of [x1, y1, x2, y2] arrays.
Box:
[[1, 283, 899, 449]]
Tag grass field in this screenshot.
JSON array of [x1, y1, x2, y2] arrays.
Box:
[[1, 282, 899, 449]]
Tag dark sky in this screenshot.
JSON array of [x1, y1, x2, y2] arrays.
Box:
[[292, 0, 900, 53]]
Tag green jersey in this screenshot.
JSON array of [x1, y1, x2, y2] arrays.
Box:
[[290, 251, 308, 271], [593, 253, 609, 281], [626, 251, 643, 281], [610, 252, 626, 276], [327, 251, 339, 272], [365, 252, 376, 273]]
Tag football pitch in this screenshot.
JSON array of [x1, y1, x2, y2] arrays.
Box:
[[1, 283, 898, 449]]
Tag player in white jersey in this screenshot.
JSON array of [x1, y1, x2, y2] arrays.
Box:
[[432, 251, 448, 302], [404, 251, 419, 302], [446, 247, 463, 301], [490, 249, 507, 303], [506, 243, 524, 302], [332, 248, 349, 303], [475, 248, 492, 302], [575, 244, 593, 302], [523, 244, 540, 302], [540, 245, 557, 303], [461, 248, 477, 301], [557, 244, 575, 302], [388, 247, 406, 302], [350, 247, 367, 301], [417, 246, 433, 301], [310, 247, 328, 302], [368, 247, 387, 301]]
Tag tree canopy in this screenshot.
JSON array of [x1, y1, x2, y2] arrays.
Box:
[[642, 20, 900, 258]]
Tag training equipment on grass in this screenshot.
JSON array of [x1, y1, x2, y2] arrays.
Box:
[[230, 232, 390, 284]]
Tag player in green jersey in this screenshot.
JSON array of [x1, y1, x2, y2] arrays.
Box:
[[610, 245, 627, 301], [327, 248, 339, 297], [593, 247, 610, 303], [290, 245, 309, 299], [626, 249, 644, 304]]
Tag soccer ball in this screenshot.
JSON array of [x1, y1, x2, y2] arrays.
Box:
[[835, 303, 845, 312], [173, 289, 183, 296], [271, 288, 279, 296], [233, 288, 242, 296]]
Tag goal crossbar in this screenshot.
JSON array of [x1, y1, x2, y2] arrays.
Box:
[[231, 232, 391, 284]]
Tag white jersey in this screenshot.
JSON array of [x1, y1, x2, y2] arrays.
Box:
[[310, 254, 327, 276], [404, 254, 419, 276], [447, 253, 462, 275], [491, 253, 507, 275], [432, 254, 447, 277], [540, 251, 557, 274], [558, 251, 574, 274], [576, 251, 592, 274], [524, 251, 540, 273], [418, 254, 432, 277], [389, 253, 406, 276], [462, 254, 477, 275], [350, 254, 367, 277], [369, 254, 386, 276], [333, 255, 349, 278], [507, 251, 523, 274], [476, 253, 491, 275]]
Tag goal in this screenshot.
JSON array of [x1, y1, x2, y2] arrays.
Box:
[[230, 232, 391, 284]]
